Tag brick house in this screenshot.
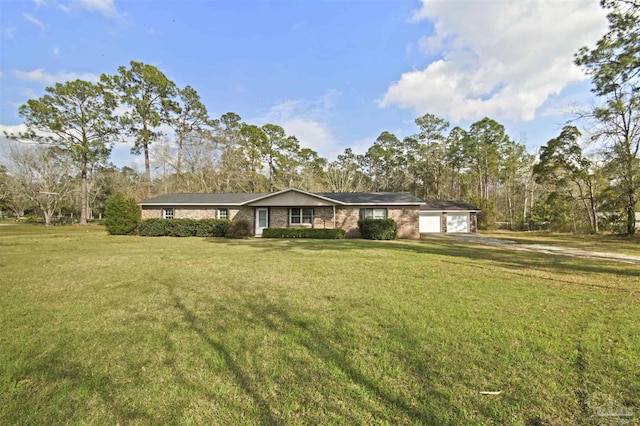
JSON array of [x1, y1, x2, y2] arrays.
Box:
[[139, 188, 425, 238]]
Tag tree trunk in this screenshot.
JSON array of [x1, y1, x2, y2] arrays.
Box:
[[144, 142, 152, 197], [80, 156, 88, 225]]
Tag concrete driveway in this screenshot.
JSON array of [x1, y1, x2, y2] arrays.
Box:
[[432, 233, 640, 265]]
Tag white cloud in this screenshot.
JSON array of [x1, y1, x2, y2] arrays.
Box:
[[14, 68, 100, 85], [257, 91, 344, 160], [23, 13, 45, 30], [1, 26, 16, 38], [73, 0, 120, 19], [0, 71, 4, 78], [52, 47, 60, 56], [21, 88, 38, 99], [0, 123, 59, 142], [32, 0, 47, 7], [380, 0, 609, 122]]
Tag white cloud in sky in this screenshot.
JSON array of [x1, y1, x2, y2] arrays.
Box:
[[258, 91, 344, 160], [32, 0, 47, 7], [52, 47, 60, 56], [14, 68, 100, 85], [1, 26, 16, 38], [72, 0, 120, 19], [21, 88, 38, 99], [380, 0, 609, 122], [22, 13, 45, 30]]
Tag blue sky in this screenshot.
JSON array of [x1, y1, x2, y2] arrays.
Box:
[[0, 0, 609, 169]]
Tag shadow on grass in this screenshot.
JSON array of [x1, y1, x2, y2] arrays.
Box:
[[163, 282, 280, 425], [206, 238, 640, 285], [2, 346, 151, 424], [162, 281, 448, 424]]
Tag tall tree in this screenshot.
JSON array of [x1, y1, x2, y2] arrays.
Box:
[[15, 79, 118, 224], [326, 148, 368, 192], [6, 145, 74, 226], [465, 117, 510, 200], [575, 0, 640, 233], [533, 126, 600, 233], [412, 113, 450, 199], [260, 124, 300, 191], [169, 85, 213, 184], [101, 61, 179, 196]]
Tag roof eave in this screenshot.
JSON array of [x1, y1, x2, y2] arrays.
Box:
[[241, 188, 347, 206], [139, 202, 245, 206]]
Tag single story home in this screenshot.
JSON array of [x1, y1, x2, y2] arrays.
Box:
[[139, 188, 479, 238]]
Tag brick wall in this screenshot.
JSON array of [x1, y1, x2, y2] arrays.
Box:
[[388, 207, 420, 239], [313, 207, 335, 229], [269, 207, 288, 227], [141, 207, 161, 219], [470, 212, 478, 233], [335, 207, 361, 238], [175, 208, 216, 219]]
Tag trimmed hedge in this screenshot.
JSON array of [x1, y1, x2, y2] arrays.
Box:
[[262, 228, 346, 239], [167, 219, 197, 237], [357, 218, 397, 240], [195, 219, 230, 237], [138, 218, 169, 236], [138, 218, 230, 237]]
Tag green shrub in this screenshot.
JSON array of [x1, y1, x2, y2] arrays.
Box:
[[262, 228, 346, 239], [227, 219, 253, 238], [167, 218, 198, 237], [357, 219, 397, 240], [469, 196, 495, 230], [195, 219, 230, 237], [105, 194, 141, 235], [138, 218, 169, 236], [24, 215, 42, 224]]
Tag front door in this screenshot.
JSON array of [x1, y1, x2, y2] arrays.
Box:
[[255, 208, 269, 236]]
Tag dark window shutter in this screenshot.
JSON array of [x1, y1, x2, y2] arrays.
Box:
[[359, 208, 364, 219]]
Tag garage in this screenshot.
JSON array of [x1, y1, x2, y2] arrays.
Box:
[[446, 213, 470, 233], [419, 212, 441, 233], [420, 201, 480, 234]]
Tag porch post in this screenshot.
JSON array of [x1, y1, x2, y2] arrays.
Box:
[[333, 205, 336, 229]]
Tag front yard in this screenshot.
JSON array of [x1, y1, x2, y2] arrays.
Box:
[[1, 225, 638, 424]]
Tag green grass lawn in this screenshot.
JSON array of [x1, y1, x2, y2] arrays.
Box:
[[1, 225, 638, 425]]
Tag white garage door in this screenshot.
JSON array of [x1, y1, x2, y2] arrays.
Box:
[[420, 212, 442, 233], [447, 213, 469, 233]]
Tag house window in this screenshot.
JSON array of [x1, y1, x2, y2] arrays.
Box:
[[162, 208, 174, 219], [290, 208, 314, 225], [361, 208, 387, 219], [217, 208, 229, 220]]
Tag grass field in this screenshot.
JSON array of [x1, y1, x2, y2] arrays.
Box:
[[1, 225, 638, 425]]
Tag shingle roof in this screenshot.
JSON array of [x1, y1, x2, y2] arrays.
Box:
[[421, 201, 480, 211], [140, 190, 425, 205], [316, 192, 424, 204], [140, 192, 269, 205]]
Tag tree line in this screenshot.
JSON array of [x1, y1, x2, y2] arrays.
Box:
[[1, 0, 638, 233]]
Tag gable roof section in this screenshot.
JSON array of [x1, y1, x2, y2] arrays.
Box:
[[247, 188, 345, 206], [421, 201, 480, 211]]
